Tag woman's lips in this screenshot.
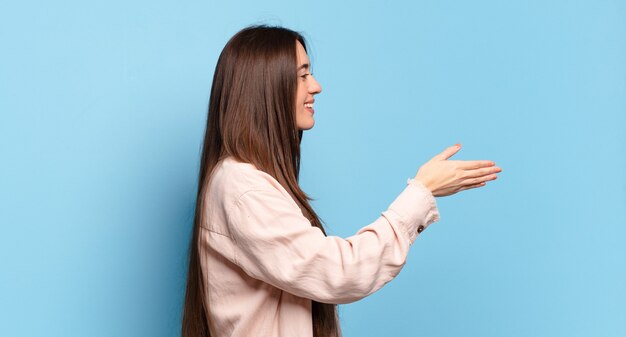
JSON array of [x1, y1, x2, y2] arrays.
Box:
[[304, 102, 314, 115]]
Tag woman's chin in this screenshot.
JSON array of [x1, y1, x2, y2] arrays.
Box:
[[298, 120, 315, 130]]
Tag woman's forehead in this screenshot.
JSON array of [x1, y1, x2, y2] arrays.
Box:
[[295, 41, 309, 67]]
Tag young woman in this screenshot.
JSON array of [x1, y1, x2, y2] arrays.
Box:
[[182, 25, 502, 337]]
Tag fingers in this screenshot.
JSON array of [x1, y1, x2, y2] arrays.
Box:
[[458, 181, 486, 192], [462, 173, 498, 186], [435, 144, 462, 161], [458, 160, 496, 170], [463, 165, 502, 178]]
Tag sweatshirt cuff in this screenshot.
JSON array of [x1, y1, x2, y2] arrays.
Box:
[[381, 178, 441, 244]]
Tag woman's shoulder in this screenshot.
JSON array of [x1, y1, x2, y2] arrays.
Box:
[[209, 156, 286, 200]]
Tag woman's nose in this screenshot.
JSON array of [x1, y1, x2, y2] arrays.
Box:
[[309, 76, 322, 94]]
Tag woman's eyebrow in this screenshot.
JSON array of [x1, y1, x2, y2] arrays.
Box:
[[297, 63, 310, 71]]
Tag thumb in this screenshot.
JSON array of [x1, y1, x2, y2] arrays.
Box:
[[436, 143, 462, 161]]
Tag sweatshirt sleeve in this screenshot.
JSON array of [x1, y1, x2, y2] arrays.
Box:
[[226, 177, 440, 304]]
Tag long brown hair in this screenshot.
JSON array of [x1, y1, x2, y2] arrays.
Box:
[[181, 25, 341, 337]]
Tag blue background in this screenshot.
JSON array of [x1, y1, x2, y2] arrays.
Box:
[[1, 0, 625, 336]]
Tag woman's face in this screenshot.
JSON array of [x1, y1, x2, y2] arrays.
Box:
[[295, 41, 322, 130]]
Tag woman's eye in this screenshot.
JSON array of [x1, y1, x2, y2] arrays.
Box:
[[300, 73, 313, 80]]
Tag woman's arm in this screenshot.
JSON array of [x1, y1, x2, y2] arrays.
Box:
[[225, 178, 439, 304]]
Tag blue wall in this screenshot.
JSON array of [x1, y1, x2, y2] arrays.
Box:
[[1, 0, 624, 336]]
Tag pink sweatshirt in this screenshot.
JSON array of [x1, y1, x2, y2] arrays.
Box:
[[199, 156, 441, 336]]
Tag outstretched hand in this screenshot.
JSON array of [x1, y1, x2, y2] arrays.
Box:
[[414, 144, 502, 197]]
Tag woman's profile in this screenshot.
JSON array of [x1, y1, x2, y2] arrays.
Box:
[[182, 25, 502, 337]]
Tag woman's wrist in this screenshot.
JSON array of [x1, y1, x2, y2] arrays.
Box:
[[407, 177, 434, 195]]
